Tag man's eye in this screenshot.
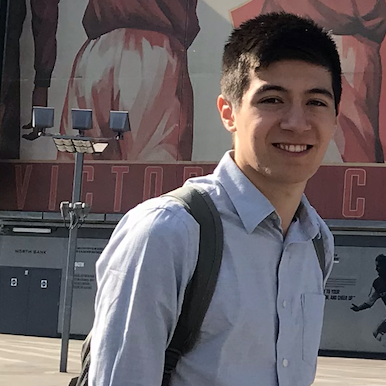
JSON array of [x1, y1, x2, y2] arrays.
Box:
[[308, 100, 327, 107], [260, 98, 282, 104]]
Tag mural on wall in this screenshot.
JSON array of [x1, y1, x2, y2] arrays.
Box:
[[1, 0, 386, 217], [2, 0, 386, 163]]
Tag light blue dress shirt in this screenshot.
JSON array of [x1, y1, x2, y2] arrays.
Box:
[[90, 151, 334, 386]]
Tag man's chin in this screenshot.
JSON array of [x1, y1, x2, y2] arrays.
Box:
[[271, 169, 317, 186]]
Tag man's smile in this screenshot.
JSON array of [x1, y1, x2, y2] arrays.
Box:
[[273, 143, 313, 153]]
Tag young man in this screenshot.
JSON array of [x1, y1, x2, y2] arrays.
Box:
[[90, 12, 341, 386]]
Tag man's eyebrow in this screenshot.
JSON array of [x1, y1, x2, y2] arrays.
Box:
[[254, 85, 334, 100], [306, 88, 334, 100], [255, 84, 287, 94]]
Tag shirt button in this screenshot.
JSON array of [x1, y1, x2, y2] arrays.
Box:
[[283, 359, 289, 368], [282, 301, 287, 308], [271, 213, 278, 220]]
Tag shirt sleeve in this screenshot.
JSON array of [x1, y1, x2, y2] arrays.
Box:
[[89, 200, 199, 386]]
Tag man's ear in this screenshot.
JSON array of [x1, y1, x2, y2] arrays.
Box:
[[217, 95, 237, 133]]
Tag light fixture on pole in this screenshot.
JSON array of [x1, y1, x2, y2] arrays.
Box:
[[58, 108, 93, 373], [31, 106, 130, 373], [109, 110, 131, 139], [32, 106, 54, 136], [52, 136, 109, 154]]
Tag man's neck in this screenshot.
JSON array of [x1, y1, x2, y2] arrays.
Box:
[[268, 188, 304, 236], [230, 153, 307, 235], [250, 175, 306, 236]]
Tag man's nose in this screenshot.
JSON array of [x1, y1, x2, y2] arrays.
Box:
[[280, 104, 311, 132]]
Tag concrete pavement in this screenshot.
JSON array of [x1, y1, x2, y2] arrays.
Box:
[[0, 334, 385, 385], [314, 356, 385, 385], [0, 334, 82, 386]]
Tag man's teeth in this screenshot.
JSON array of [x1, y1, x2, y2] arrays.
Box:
[[277, 144, 308, 153]]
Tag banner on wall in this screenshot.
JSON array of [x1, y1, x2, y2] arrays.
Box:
[[0, 161, 385, 220]]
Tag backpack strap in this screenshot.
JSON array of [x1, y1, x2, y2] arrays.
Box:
[[162, 184, 224, 385], [69, 331, 92, 386], [312, 234, 326, 280]]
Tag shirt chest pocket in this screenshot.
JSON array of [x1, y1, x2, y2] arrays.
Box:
[[301, 293, 325, 368]]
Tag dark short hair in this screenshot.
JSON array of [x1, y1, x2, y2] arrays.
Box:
[[375, 254, 386, 266], [220, 12, 342, 114]]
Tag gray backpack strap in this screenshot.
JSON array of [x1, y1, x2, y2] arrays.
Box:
[[68, 331, 92, 386], [312, 234, 326, 280], [162, 184, 224, 385]]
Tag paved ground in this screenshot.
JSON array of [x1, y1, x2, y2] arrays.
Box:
[[314, 356, 385, 385], [0, 334, 82, 386], [0, 334, 385, 385]]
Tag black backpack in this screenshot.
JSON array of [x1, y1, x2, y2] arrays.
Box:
[[69, 184, 325, 386]]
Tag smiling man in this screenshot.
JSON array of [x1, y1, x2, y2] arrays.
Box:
[[90, 12, 341, 386]]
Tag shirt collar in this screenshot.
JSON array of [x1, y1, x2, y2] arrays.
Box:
[[295, 195, 321, 240], [214, 151, 275, 234], [214, 151, 321, 238]]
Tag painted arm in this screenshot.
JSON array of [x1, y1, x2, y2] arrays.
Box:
[[261, 0, 386, 41], [351, 286, 380, 311]]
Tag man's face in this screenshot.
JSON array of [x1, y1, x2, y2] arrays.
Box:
[[218, 60, 337, 189]]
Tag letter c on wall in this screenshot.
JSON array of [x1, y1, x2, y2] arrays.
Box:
[[342, 168, 366, 218]]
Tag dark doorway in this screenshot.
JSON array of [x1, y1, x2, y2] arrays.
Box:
[[0, 267, 61, 337]]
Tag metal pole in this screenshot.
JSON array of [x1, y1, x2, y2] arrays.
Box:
[[60, 152, 84, 372]]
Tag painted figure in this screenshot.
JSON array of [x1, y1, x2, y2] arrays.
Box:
[[351, 254, 386, 343], [60, 0, 199, 161], [0, 0, 59, 158]]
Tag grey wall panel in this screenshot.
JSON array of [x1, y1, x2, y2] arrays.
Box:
[[3, 229, 386, 352], [0, 234, 108, 335], [0, 236, 67, 268], [61, 238, 108, 335]]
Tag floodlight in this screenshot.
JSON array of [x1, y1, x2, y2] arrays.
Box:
[[73, 139, 94, 153], [81, 202, 91, 217], [53, 136, 108, 154], [71, 109, 92, 131], [53, 138, 67, 152], [72, 202, 91, 220], [60, 201, 70, 218], [73, 202, 83, 218], [63, 139, 75, 153], [109, 111, 130, 139], [32, 107, 54, 129], [53, 137, 76, 152], [93, 142, 109, 153]]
